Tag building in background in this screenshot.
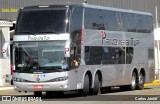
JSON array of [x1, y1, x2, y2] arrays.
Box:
[[0, 20, 13, 86], [0, 0, 160, 26]]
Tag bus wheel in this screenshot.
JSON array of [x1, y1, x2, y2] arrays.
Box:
[[92, 74, 101, 95], [136, 72, 144, 90], [129, 72, 137, 90], [34, 91, 42, 97], [79, 74, 90, 96]]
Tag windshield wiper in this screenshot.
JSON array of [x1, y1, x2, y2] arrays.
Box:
[[40, 67, 63, 72], [38, 31, 58, 34], [19, 31, 34, 35]]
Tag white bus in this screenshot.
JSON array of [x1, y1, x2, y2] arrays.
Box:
[[3, 3, 155, 97]]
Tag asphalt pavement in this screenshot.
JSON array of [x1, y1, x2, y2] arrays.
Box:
[[0, 81, 160, 104]]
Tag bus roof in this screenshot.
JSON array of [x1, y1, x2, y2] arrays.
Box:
[[21, 3, 152, 16], [82, 3, 152, 16]]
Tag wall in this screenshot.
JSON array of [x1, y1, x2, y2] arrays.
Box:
[[0, 0, 160, 26], [0, 21, 12, 86]]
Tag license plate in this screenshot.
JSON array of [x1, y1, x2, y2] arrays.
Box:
[[34, 85, 43, 89]]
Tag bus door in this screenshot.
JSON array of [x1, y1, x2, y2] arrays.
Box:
[[69, 45, 81, 88]]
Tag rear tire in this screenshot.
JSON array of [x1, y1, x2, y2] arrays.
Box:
[[129, 72, 137, 90], [120, 72, 137, 91], [136, 72, 144, 90], [79, 74, 90, 96], [34, 91, 42, 97], [92, 74, 101, 95]]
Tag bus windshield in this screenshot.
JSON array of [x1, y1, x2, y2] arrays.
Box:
[[14, 41, 67, 72], [15, 8, 69, 34]]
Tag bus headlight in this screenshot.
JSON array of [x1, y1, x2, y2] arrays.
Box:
[[52, 76, 68, 82], [13, 77, 25, 82]]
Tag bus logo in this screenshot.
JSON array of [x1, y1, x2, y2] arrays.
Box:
[[64, 48, 69, 54], [100, 30, 140, 46], [36, 77, 40, 82]]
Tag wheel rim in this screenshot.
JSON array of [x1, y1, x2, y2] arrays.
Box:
[[98, 80, 101, 94], [139, 73, 144, 85], [132, 74, 136, 88]]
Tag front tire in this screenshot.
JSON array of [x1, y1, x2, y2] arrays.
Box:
[[79, 74, 90, 96], [121, 72, 137, 91]]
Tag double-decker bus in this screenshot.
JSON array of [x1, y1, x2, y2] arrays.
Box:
[[3, 3, 154, 97]]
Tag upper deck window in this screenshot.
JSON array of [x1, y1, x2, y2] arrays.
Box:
[[122, 13, 153, 33], [84, 8, 121, 31], [15, 8, 69, 34]]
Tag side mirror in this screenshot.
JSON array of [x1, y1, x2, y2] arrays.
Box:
[[64, 47, 70, 58], [64, 41, 70, 58], [2, 41, 12, 59]]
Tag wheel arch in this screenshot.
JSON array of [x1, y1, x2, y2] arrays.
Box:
[[139, 68, 145, 76], [139, 68, 146, 83], [92, 69, 102, 88], [131, 68, 138, 84], [82, 70, 92, 89], [132, 68, 138, 77]]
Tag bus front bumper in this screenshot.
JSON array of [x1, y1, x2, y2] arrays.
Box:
[[13, 81, 71, 92]]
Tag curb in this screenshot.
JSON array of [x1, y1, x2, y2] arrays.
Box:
[[144, 80, 160, 87], [0, 87, 14, 91]]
